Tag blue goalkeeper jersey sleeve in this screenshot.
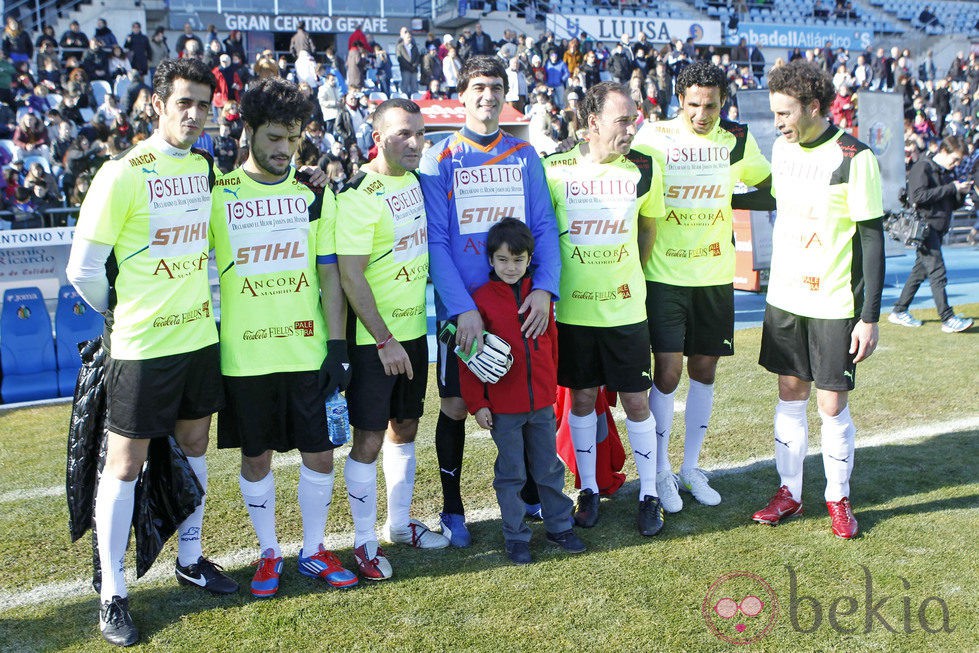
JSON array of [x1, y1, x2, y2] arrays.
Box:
[[420, 128, 560, 321]]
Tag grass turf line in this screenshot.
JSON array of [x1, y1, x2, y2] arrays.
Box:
[[0, 304, 976, 651]]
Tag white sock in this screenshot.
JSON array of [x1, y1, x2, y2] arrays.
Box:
[[649, 386, 676, 474], [95, 474, 136, 601], [298, 464, 334, 554], [177, 455, 207, 566], [681, 380, 714, 475], [568, 411, 599, 493], [626, 415, 658, 498], [382, 440, 415, 530], [820, 406, 856, 502], [344, 458, 378, 547], [774, 400, 809, 501], [239, 472, 279, 558]]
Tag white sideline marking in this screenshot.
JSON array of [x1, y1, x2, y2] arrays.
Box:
[[0, 486, 62, 503], [2, 414, 977, 612], [0, 507, 502, 613], [706, 415, 979, 477]]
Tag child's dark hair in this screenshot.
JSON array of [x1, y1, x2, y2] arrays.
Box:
[[486, 218, 534, 258]]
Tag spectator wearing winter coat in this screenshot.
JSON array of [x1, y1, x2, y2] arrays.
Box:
[[545, 50, 569, 106], [124, 22, 150, 75]]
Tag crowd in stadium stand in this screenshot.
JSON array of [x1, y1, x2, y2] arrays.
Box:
[[3, 13, 979, 230]]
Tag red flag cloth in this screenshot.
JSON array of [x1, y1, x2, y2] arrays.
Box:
[[555, 386, 626, 496]]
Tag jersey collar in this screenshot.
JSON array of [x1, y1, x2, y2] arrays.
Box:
[[800, 125, 839, 149], [149, 132, 192, 158]]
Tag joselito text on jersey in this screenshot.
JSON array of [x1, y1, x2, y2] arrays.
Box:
[[566, 178, 637, 197], [454, 166, 523, 186], [665, 146, 729, 164], [384, 185, 424, 214], [146, 174, 210, 200], [225, 196, 309, 223]]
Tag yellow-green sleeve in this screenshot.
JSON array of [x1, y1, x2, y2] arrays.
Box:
[[640, 161, 666, 217], [336, 190, 379, 257], [75, 160, 133, 245], [317, 191, 337, 259], [740, 131, 772, 187]]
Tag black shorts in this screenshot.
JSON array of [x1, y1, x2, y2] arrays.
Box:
[[435, 319, 461, 399], [646, 281, 735, 357], [217, 371, 334, 457], [556, 321, 652, 393], [105, 343, 224, 439], [758, 304, 858, 392], [347, 336, 429, 431]]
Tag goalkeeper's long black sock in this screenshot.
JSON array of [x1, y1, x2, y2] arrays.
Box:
[[435, 411, 466, 515]]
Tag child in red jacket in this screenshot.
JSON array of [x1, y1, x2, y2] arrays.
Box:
[[459, 218, 585, 565]]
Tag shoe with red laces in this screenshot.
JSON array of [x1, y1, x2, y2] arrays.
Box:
[[826, 497, 859, 539], [299, 545, 359, 589], [250, 549, 283, 598], [353, 540, 393, 581], [752, 485, 803, 525]]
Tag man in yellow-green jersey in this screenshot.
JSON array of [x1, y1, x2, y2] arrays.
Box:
[[544, 82, 666, 537], [209, 77, 358, 598], [337, 98, 450, 582], [632, 61, 772, 514], [66, 57, 235, 648], [752, 60, 885, 540]]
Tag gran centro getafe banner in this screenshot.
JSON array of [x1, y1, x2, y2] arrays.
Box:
[[547, 14, 723, 45], [176, 12, 408, 35]]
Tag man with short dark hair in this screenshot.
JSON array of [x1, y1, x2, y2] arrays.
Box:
[[66, 57, 235, 647], [470, 23, 494, 56], [94, 18, 118, 48], [544, 82, 666, 537], [338, 98, 450, 580], [60, 21, 89, 60], [752, 60, 885, 539], [421, 55, 560, 547], [124, 22, 150, 76], [633, 61, 771, 515], [290, 21, 315, 60], [889, 135, 974, 333], [396, 27, 421, 96], [176, 24, 202, 59]]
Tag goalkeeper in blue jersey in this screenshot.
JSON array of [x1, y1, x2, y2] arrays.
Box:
[[420, 55, 561, 546]]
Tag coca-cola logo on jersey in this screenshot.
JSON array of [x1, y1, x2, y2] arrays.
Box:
[[146, 175, 210, 201]]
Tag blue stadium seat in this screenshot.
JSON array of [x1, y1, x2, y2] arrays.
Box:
[[0, 286, 59, 403], [54, 285, 103, 397]]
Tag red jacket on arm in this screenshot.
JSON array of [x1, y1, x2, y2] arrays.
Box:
[[459, 275, 558, 416]]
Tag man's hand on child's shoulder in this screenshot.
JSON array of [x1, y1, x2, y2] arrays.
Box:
[[474, 407, 493, 430]]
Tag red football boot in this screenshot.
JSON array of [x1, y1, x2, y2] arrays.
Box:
[[826, 497, 859, 539], [752, 485, 803, 525]]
